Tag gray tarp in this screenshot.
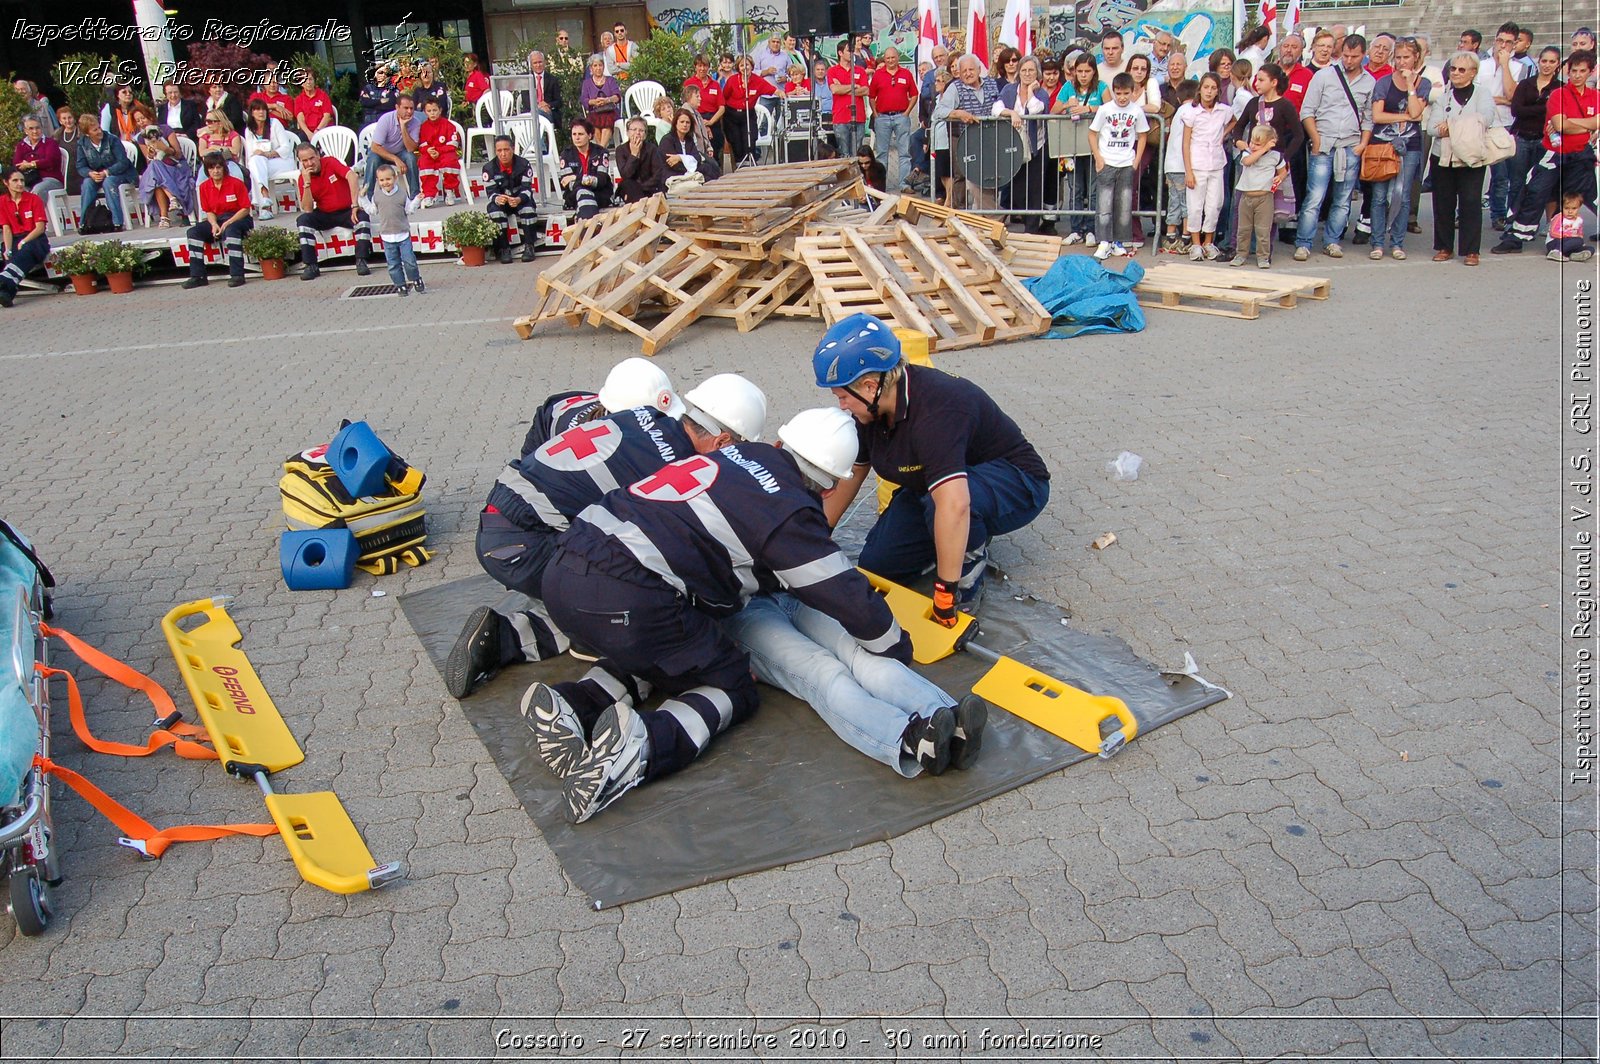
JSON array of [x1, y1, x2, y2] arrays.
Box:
[[400, 573, 1225, 908]]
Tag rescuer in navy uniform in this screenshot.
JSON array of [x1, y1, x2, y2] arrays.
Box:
[[812, 313, 1051, 627], [524, 383, 915, 824], [444, 364, 762, 701]]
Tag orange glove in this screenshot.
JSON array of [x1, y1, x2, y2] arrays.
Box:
[[932, 579, 958, 629]]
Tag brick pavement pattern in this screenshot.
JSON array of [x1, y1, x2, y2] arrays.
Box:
[[0, 249, 1588, 1060]]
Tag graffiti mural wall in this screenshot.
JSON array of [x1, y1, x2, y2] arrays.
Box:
[[644, 0, 1232, 62]]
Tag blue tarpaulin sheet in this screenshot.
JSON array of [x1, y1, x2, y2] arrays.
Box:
[[1022, 256, 1146, 338]]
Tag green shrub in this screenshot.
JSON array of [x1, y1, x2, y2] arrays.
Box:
[[629, 29, 698, 99], [0, 72, 32, 162], [52, 53, 117, 119], [442, 209, 498, 248], [241, 226, 299, 262], [90, 239, 145, 276], [53, 241, 99, 276]]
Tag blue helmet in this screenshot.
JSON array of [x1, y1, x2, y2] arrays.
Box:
[[812, 313, 902, 389]]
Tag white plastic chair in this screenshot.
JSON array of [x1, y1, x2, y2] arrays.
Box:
[[467, 91, 515, 164], [117, 139, 147, 228], [176, 134, 198, 171], [45, 188, 70, 237], [312, 125, 356, 164], [355, 123, 377, 168], [754, 103, 775, 160], [503, 115, 538, 159], [447, 120, 474, 205], [624, 81, 666, 119]]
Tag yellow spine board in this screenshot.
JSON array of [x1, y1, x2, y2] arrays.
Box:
[[971, 661, 1139, 756], [160, 599, 305, 773], [263, 791, 384, 894]]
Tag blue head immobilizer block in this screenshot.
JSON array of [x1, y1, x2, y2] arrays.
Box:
[[329, 421, 393, 498], [280, 529, 358, 591]]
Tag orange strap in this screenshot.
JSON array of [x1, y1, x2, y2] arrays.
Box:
[[34, 756, 277, 859], [40, 622, 215, 760]]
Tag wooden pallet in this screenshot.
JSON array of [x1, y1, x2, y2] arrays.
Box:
[[700, 259, 814, 332], [1134, 263, 1333, 320], [667, 159, 862, 234], [868, 190, 1010, 244], [794, 219, 1049, 351], [998, 232, 1067, 278]]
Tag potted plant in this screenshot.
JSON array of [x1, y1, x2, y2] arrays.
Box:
[[54, 241, 100, 295], [442, 209, 498, 267], [91, 239, 144, 294], [242, 226, 298, 280]]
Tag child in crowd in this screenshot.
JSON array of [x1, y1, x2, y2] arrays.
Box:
[[1230, 59, 1256, 120], [416, 98, 461, 206], [1162, 79, 1198, 253], [1183, 72, 1229, 260], [1549, 192, 1594, 263], [1230, 124, 1286, 268], [363, 163, 425, 295], [1088, 72, 1149, 260]]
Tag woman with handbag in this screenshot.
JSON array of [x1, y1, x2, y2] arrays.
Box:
[[1367, 38, 1431, 259], [1427, 51, 1498, 264], [993, 56, 1051, 233]]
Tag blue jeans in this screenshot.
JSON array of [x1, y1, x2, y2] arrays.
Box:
[[382, 236, 421, 288], [859, 460, 1050, 599], [365, 149, 420, 198], [1369, 148, 1422, 251], [721, 592, 953, 777], [80, 174, 127, 227], [1506, 135, 1543, 222], [834, 122, 865, 159], [910, 127, 929, 175], [875, 112, 910, 192], [1296, 146, 1360, 250], [1488, 154, 1510, 222]]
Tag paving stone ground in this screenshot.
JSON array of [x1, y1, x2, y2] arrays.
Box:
[[0, 235, 1590, 1061]]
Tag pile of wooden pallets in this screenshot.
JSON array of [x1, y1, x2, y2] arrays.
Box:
[[1133, 263, 1332, 320], [512, 168, 1054, 355]]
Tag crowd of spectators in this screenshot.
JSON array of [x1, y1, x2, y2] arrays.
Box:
[[1, 15, 1593, 307]]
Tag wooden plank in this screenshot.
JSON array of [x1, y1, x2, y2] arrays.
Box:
[[896, 225, 998, 343], [840, 230, 944, 338], [641, 262, 746, 356], [943, 218, 1051, 336], [1147, 263, 1331, 300], [1133, 284, 1261, 320], [733, 261, 810, 332]]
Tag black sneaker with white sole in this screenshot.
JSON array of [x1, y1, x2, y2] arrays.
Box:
[[563, 704, 649, 824], [901, 707, 955, 776], [521, 681, 590, 779], [444, 606, 509, 699], [949, 694, 989, 770]]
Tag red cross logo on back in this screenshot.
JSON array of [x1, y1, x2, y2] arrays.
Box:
[[537, 420, 620, 470], [631, 456, 717, 501]]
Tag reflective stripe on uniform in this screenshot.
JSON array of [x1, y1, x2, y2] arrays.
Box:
[[578, 506, 687, 595], [687, 495, 758, 599], [773, 551, 852, 589], [660, 697, 712, 749], [856, 619, 905, 655], [496, 467, 569, 531]]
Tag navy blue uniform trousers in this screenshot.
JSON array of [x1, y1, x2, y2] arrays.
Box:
[[542, 547, 758, 781]]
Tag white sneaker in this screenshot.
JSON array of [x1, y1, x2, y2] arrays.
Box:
[[564, 704, 650, 824], [445, 192, 458, 206], [1126, 240, 1143, 250], [1203, 244, 1220, 260], [258, 206, 274, 220], [1084, 230, 1096, 245], [1093, 241, 1114, 260], [1325, 242, 1344, 258], [1109, 243, 1128, 257], [422, 196, 436, 208], [1064, 232, 1084, 245], [1189, 243, 1204, 261], [1293, 247, 1310, 261], [521, 682, 589, 779]]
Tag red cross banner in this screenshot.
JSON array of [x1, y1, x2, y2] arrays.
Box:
[[917, 0, 943, 67], [966, 0, 989, 68], [998, 0, 1031, 59]]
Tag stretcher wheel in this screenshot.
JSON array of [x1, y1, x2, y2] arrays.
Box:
[[8, 868, 51, 936]]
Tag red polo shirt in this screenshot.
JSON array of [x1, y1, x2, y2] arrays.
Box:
[[198, 175, 251, 217], [1285, 63, 1314, 109], [248, 90, 295, 118], [684, 76, 723, 116], [724, 73, 775, 110], [299, 155, 355, 212], [0, 192, 47, 236], [828, 63, 869, 123], [869, 65, 917, 114], [293, 89, 334, 132], [1547, 82, 1598, 152]]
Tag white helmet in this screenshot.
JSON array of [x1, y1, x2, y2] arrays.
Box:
[[777, 407, 858, 490], [682, 373, 768, 442], [598, 358, 686, 419]]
